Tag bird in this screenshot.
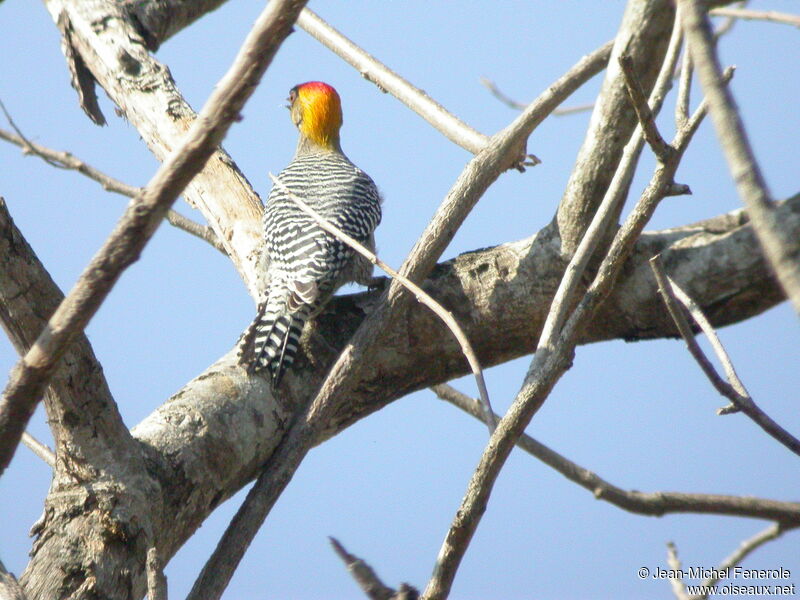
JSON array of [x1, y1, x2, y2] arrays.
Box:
[[238, 81, 382, 388]]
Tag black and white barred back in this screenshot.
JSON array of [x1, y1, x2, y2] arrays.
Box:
[[239, 151, 382, 388]]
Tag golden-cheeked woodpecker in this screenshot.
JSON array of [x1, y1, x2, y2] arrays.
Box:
[[238, 81, 382, 388]]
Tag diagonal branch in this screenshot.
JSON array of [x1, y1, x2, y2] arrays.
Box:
[[21, 432, 55, 468], [43, 0, 265, 298], [693, 524, 795, 599], [0, 0, 306, 476], [650, 255, 800, 457], [0, 125, 225, 252], [433, 384, 800, 523], [556, 0, 677, 255], [329, 537, 419, 600], [297, 8, 490, 156], [679, 0, 800, 315], [0, 197, 131, 478], [271, 174, 495, 432], [619, 55, 675, 162], [0, 560, 28, 600], [479, 77, 595, 116]]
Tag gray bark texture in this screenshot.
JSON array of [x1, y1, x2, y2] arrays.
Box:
[[0, 0, 794, 599]]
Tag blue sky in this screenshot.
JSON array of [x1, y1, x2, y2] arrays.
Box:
[[1, 1, 798, 598]]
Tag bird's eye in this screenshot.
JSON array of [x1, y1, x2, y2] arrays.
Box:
[[287, 88, 298, 104]]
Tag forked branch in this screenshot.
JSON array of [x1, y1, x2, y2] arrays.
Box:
[[650, 255, 800, 457]]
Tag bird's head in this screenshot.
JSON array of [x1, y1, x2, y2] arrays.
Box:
[[288, 81, 343, 151]]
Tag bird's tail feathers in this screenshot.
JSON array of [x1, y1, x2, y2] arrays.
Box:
[[238, 299, 307, 389]]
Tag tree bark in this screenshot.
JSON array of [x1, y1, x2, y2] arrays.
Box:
[[7, 191, 794, 598]]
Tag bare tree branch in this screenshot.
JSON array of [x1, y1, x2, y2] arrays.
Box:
[[146, 547, 168, 600], [675, 43, 693, 128], [297, 8, 488, 155], [556, 0, 676, 255], [20, 432, 54, 468], [540, 17, 685, 366], [479, 77, 594, 116], [693, 524, 794, 599], [679, 0, 800, 315], [0, 125, 225, 253], [43, 0, 265, 298], [651, 255, 800, 457], [619, 55, 675, 161], [709, 7, 800, 29], [0, 0, 305, 472], [434, 383, 800, 523], [667, 542, 690, 600], [271, 174, 495, 432], [0, 196, 133, 487], [329, 537, 419, 600]]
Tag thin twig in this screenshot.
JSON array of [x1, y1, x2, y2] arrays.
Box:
[[666, 542, 690, 600], [270, 174, 495, 433], [329, 537, 418, 600], [146, 547, 168, 600], [0, 125, 225, 252], [680, 0, 800, 315], [479, 77, 594, 116], [711, 1, 747, 41], [433, 383, 800, 523], [650, 255, 800, 457], [188, 40, 614, 600], [709, 7, 800, 29], [675, 44, 693, 128], [619, 55, 675, 161], [21, 432, 55, 467], [693, 523, 793, 598], [0, 0, 307, 477]]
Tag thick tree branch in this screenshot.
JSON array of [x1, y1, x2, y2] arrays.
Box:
[[556, 0, 676, 255], [0, 197, 132, 476], [0, 560, 28, 600], [679, 0, 800, 314], [109, 193, 796, 596], [14, 2, 307, 598], [433, 384, 800, 524], [43, 0, 265, 297]]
